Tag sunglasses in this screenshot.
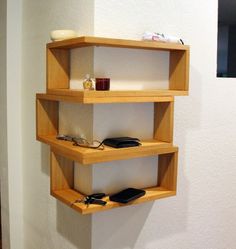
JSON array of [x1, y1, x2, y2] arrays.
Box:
[[56, 135, 104, 150]]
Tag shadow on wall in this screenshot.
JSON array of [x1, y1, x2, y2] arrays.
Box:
[[92, 203, 154, 249], [40, 143, 50, 176], [57, 201, 154, 249], [56, 201, 92, 249], [91, 194, 188, 249]]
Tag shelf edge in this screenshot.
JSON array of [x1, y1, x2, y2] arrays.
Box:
[[37, 135, 178, 165], [52, 187, 176, 215], [47, 36, 189, 51]]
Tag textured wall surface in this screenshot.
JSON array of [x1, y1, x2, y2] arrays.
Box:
[[91, 1, 236, 249]]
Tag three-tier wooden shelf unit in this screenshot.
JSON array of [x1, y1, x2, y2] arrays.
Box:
[[36, 36, 189, 215]]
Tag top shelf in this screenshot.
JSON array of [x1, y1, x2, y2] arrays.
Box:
[[47, 36, 189, 51]]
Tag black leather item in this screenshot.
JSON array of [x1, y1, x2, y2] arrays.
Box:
[[103, 137, 141, 148], [109, 188, 146, 204]]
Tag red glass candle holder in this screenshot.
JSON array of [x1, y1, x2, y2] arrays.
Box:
[[95, 78, 110, 91]]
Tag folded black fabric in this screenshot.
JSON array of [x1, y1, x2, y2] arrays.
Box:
[[103, 137, 141, 148]]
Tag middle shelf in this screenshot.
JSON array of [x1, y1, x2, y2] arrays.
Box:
[[36, 92, 175, 165], [38, 134, 177, 164], [37, 91, 176, 104]]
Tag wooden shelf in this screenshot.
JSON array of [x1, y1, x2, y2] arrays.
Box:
[[38, 135, 177, 164], [36, 36, 189, 214], [47, 36, 189, 51], [37, 91, 179, 104], [46, 36, 190, 94], [52, 187, 176, 215], [50, 150, 178, 215]]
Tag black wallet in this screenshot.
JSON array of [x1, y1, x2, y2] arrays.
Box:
[[103, 137, 141, 148], [109, 188, 146, 204]]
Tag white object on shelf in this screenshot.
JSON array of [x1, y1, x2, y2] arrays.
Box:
[[50, 30, 78, 41], [142, 31, 183, 44]]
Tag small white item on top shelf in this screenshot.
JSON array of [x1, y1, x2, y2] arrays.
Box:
[[50, 30, 78, 41], [142, 31, 184, 44]]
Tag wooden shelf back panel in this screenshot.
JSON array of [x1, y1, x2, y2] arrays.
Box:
[[169, 50, 190, 91], [36, 98, 58, 137], [47, 48, 70, 90], [154, 101, 174, 143], [158, 151, 178, 191], [47, 36, 189, 51], [39, 134, 177, 165], [51, 151, 74, 192]]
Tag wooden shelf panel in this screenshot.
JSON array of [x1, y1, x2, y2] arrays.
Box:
[[36, 35, 188, 216], [52, 186, 176, 215], [38, 135, 177, 165], [37, 90, 181, 104], [46, 36, 189, 93], [47, 36, 189, 51]]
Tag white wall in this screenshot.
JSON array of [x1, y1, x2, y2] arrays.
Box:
[[91, 1, 236, 249], [0, 0, 23, 248], [2, 0, 236, 249], [21, 1, 94, 249]]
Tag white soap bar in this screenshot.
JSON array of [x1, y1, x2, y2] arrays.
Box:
[[50, 30, 78, 41]]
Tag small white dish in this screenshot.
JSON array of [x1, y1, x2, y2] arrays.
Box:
[[50, 30, 78, 41]]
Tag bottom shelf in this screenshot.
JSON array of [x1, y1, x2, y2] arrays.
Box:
[[50, 148, 178, 215], [52, 187, 176, 215]]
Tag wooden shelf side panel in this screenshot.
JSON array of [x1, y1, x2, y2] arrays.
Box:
[[158, 151, 178, 191], [169, 49, 190, 91], [51, 151, 74, 192], [154, 101, 174, 143], [47, 48, 70, 90], [36, 98, 59, 138]]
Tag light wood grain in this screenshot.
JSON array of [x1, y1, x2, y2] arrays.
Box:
[[169, 49, 190, 91], [52, 186, 176, 215], [47, 89, 187, 98], [47, 48, 70, 90], [36, 98, 58, 137], [154, 101, 174, 143], [38, 134, 177, 165], [50, 151, 74, 192], [47, 36, 189, 51], [37, 91, 176, 104], [158, 151, 178, 191], [47, 36, 189, 92], [36, 35, 190, 215]]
